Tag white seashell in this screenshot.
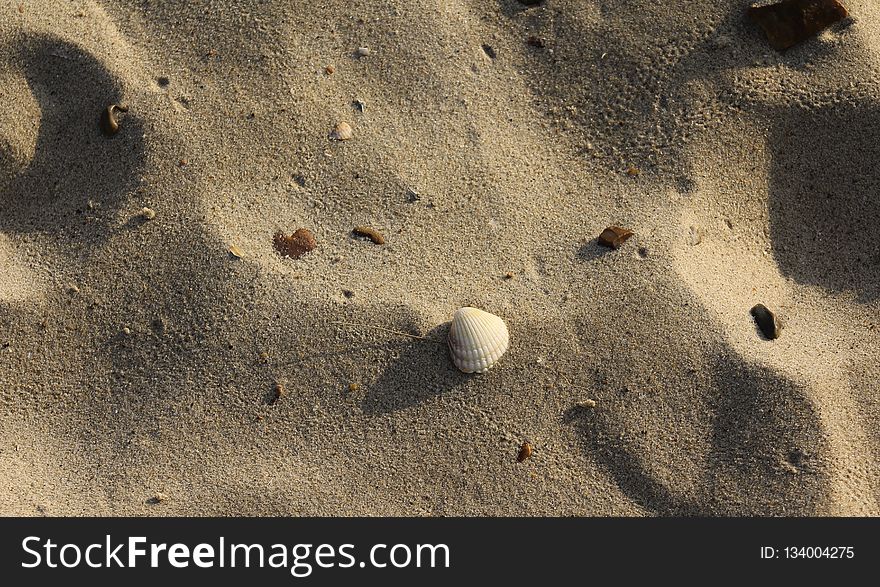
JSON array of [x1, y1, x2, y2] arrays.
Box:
[[448, 307, 509, 373]]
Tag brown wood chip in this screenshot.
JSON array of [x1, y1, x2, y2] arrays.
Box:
[[353, 226, 385, 245]]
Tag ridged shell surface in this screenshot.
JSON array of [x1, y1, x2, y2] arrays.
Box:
[[448, 307, 509, 373]]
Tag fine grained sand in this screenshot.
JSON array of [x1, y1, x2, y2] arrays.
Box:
[[0, 0, 878, 516]]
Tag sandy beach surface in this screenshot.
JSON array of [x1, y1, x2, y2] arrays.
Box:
[[0, 0, 878, 516]]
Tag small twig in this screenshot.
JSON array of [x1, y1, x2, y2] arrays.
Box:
[[330, 321, 445, 345]]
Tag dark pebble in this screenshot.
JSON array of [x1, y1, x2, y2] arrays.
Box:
[[751, 303, 782, 340]]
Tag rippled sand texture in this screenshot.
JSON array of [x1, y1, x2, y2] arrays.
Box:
[[0, 0, 878, 515]]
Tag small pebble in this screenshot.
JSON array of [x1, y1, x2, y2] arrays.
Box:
[[67, 284, 80, 294], [356, 47, 371, 57], [274, 228, 317, 259], [503, 272, 514, 280], [517, 442, 533, 463], [228, 245, 243, 258], [352, 226, 385, 245], [597, 226, 634, 249], [626, 165, 640, 176], [576, 399, 597, 409], [325, 64, 335, 74], [348, 383, 360, 392], [270, 383, 286, 405], [688, 225, 702, 246], [140, 207, 156, 220], [122, 327, 131, 335], [751, 303, 782, 340]]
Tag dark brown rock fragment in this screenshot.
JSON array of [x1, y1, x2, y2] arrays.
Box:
[[748, 0, 848, 51], [273, 228, 317, 259], [597, 226, 634, 249]]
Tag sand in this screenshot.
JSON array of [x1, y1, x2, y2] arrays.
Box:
[[0, 0, 877, 516]]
